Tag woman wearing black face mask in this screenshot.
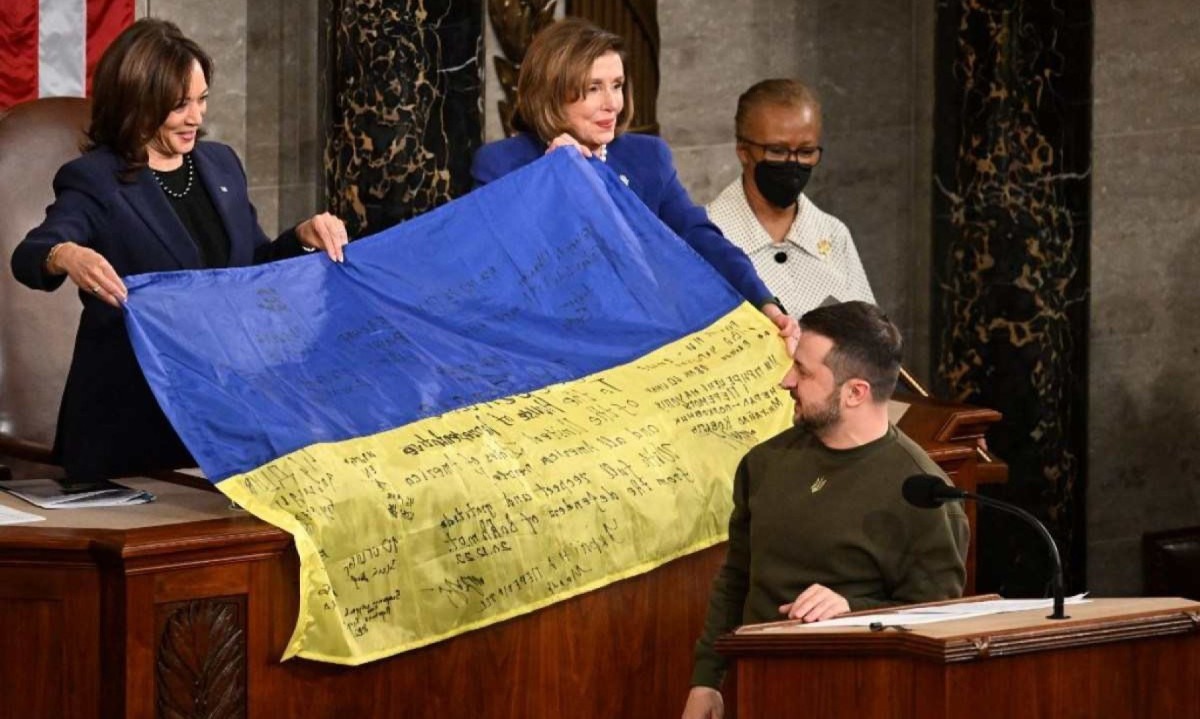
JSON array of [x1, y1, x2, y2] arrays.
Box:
[[745, 143, 817, 209], [707, 79, 876, 317]]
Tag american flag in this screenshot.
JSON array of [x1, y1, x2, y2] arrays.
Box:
[[0, 0, 133, 111]]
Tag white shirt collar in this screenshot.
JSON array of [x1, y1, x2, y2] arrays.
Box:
[[711, 178, 823, 258]]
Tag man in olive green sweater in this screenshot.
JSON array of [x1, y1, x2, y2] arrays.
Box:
[[682, 301, 969, 719]]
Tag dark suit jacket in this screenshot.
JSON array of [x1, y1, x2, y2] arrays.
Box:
[[470, 132, 773, 307], [10, 141, 303, 481]]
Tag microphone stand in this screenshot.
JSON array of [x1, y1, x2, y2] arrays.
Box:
[[965, 490, 1068, 620]]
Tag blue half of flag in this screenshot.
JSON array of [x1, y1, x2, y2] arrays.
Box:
[[123, 149, 745, 482]]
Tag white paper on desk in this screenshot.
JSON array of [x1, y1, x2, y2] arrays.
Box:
[[0, 504, 45, 525], [2, 479, 155, 509], [751, 594, 1092, 631], [756, 609, 997, 630], [896, 594, 1091, 616]]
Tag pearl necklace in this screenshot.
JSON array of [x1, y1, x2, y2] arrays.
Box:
[[152, 154, 194, 199]]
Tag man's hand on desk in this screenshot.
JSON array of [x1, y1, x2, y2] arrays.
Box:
[[681, 686, 724, 719], [779, 583, 850, 622]]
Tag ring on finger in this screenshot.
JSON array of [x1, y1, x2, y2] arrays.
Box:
[[91, 285, 102, 294]]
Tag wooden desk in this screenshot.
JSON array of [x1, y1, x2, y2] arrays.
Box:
[[719, 597, 1200, 719], [0, 478, 720, 719]]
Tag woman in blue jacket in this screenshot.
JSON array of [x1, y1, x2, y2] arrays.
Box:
[[471, 18, 798, 341], [11, 19, 348, 486]]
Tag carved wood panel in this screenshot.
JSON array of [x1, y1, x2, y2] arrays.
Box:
[[155, 597, 247, 719]]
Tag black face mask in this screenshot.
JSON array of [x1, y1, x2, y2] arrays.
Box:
[[753, 160, 812, 209]]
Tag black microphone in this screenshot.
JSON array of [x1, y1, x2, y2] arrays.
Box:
[[901, 474, 1068, 620]]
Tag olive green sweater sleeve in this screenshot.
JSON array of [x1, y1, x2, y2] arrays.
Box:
[[847, 499, 969, 611], [690, 457, 752, 689]]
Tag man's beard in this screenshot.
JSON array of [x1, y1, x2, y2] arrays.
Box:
[[795, 387, 841, 434]]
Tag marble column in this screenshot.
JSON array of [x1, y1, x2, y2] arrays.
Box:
[[932, 1, 1092, 595], [325, 0, 484, 236], [245, 1, 322, 237]]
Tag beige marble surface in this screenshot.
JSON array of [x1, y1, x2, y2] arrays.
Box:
[[1088, 0, 1200, 595]]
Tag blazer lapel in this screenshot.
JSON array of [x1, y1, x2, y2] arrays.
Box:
[[192, 147, 252, 266], [121, 169, 202, 268], [605, 142, 642, 198]]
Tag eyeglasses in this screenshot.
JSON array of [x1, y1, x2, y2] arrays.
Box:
[[737, 136, 823, 165]]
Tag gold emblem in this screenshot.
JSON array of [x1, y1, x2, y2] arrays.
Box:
[[816, 238, 832, 258], [810, 476, 826, 494]]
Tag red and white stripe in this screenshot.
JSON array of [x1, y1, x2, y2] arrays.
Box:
[[0, 0, 133, 110]]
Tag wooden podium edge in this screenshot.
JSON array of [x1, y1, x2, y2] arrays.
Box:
[[717, 598, 1200, 664], [942, 609, 1200, 661]]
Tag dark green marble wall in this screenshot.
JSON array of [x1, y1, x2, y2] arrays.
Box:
[[933, 0, 1092, 595], [325, 0, 484, 236]]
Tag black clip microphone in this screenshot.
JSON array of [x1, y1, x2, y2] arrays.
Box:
[[901, 474, 1068, 620]]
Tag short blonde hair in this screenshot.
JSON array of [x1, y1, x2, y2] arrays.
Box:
[[515, 18, 635, 144]]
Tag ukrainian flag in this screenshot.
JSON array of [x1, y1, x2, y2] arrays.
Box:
[[124, 150, 791, 664]]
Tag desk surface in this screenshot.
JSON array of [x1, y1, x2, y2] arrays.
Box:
[[0, 475, 239, 530], [740, 596, 1200, 638]]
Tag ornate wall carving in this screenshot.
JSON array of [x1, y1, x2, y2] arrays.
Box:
[[488, 0, 557, 136], [155, 597, 247, 719]]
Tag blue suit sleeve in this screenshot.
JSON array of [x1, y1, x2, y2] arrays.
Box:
[[649, 139, 773, 306], [471, 135, 546, 190], [11, 161, 104, 292], [470, 142, 507, 188]]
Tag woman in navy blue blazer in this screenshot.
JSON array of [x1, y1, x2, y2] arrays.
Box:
[[11, 19, 348, 487], [471, 18, 798, 342]]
